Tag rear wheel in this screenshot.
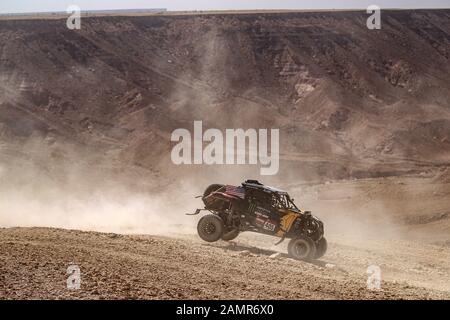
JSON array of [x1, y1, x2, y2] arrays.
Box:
[[197, 214, 224, 242], [221, 228, 240, 241], [287, 236, 316, 261], [315, 237, 327, 259]]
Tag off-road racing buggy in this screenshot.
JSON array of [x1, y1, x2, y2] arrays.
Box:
[[188, 180, 327, 261]]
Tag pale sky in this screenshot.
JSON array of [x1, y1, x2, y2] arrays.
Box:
[[1, 0, 449, 14]]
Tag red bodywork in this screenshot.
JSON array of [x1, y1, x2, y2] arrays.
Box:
[[204, 185, 245, 209]]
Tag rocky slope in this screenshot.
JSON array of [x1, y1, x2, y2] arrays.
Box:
[[0, 10, 449, 184]]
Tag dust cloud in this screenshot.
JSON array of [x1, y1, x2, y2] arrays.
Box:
[[0, 139, 202, 235]]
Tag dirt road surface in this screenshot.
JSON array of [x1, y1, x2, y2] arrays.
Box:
[[1, 227, 449, 300]]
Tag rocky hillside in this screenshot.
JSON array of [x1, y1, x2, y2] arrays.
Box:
[[0, 10, 449, 185]]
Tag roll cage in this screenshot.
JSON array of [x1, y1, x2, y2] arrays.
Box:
[[271, 192, 300, 211]]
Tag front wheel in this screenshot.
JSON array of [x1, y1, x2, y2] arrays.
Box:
[[197, 214, 224, 242], [287, 236, 317, 261]]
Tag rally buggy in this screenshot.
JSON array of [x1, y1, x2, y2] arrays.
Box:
[[188, 180, 327, 261]]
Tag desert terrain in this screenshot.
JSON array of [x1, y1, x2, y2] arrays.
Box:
[[0, 225, 449, 300], [1, 173, 450, 299], [0, 10, 449, 299]]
